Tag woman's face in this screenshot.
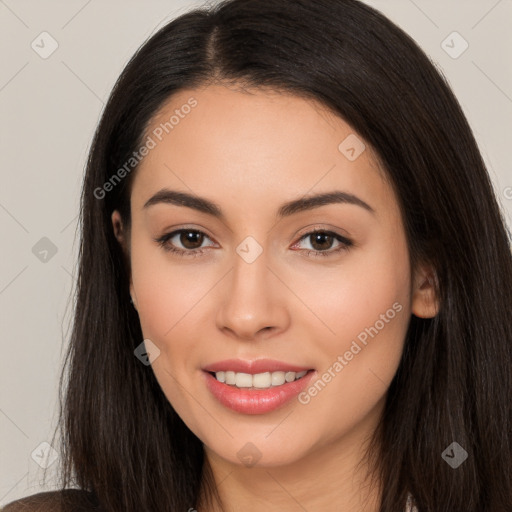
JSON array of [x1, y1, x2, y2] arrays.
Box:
[[113, 84, 434, 469]]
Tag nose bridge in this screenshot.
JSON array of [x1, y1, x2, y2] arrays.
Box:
[[233, 236, 270, 294], [215, 235, 289, 339]]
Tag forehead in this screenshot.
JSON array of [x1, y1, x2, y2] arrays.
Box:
[[130, 84, 391, 217]]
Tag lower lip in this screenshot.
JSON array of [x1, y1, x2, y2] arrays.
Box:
[[203, 370, 316, 415]]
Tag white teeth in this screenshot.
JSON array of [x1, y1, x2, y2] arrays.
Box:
[[285, 371, 295, 383], [271, 371, 285, 386], [214, 370, 309, 389], [235, 372, 253, 388], [252, 372, 272, 388]]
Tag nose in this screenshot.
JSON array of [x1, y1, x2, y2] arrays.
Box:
[[215, 245, 290, 342]]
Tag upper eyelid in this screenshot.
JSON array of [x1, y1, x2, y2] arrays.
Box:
[[294, 224, 351, 240]]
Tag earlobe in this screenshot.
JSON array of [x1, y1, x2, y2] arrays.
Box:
[[411, 265, 440, 318]]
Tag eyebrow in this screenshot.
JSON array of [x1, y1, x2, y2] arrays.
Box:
[[143, 188, 375, 218]]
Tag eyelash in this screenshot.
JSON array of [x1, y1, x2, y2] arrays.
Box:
[[154, 228, 353, 259]]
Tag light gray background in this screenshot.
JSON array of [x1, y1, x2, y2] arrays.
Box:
[[1, 0, 511, 505]]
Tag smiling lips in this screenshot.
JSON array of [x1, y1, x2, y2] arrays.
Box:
[[202, 359, 315, 414]]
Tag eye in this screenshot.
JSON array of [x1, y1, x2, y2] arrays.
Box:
[[154, 228, 216, 257], [154, 227, 353, 259], [292, 229, 353, 258]]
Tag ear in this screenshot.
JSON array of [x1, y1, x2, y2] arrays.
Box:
[[111, 210, 137, 310], [111, 210, 125, 245], [411, 263, 439, 318]]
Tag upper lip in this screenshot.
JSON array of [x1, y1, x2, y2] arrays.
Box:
[[203, 358, 313, 374]]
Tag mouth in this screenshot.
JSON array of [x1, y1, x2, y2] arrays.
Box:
[[202, 359, 316, 415]]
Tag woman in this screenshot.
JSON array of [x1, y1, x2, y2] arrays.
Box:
[[4, 0, 511, 510]]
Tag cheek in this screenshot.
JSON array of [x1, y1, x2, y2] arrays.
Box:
[[130, 235, 212, 343], [289, 227, 411, 353], [129, 236, 210, 426], [292, 230, 411, 433]]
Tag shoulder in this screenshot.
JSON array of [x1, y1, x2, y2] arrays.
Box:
[[1, 489, 103, 512]]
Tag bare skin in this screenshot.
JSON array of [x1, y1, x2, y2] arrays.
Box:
[[112, 83, 438, 512]]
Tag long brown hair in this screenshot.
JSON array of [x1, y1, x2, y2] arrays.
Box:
[[52, 0, 512, 510]]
